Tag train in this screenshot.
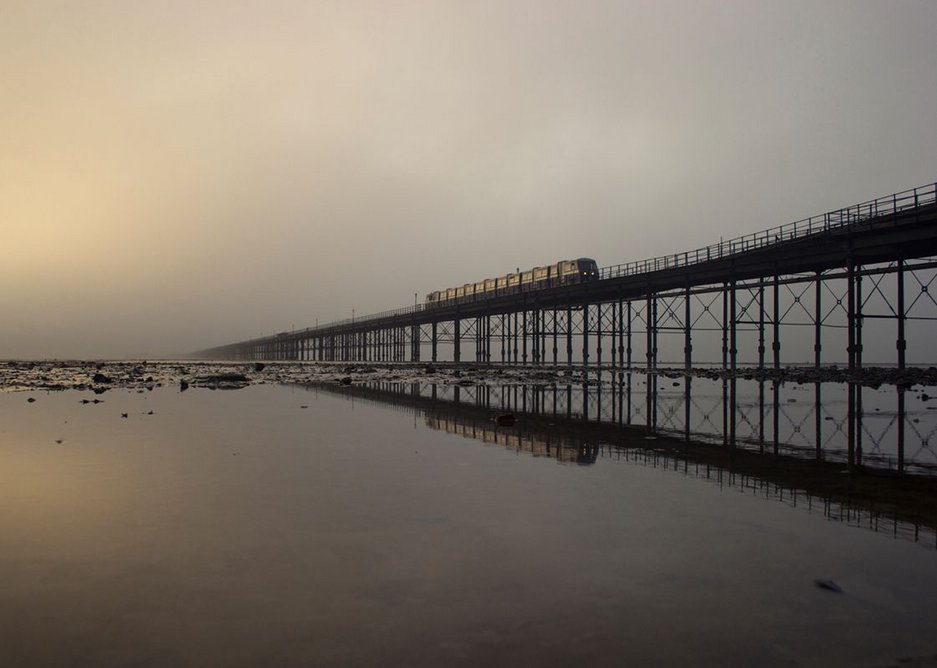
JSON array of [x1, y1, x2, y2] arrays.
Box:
[[425, 257, 599, 305]]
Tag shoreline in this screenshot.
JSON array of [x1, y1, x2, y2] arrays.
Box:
[[3, 359, 937, 393]]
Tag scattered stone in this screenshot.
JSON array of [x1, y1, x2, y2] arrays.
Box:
[[55, 439, 63, 444], [92, 373, 111, 384], [191, 373, 251, 390], [201, 373, 249, 383], [121, 413, 128, 418], [180, 380, 189, 391], [300, 405, 308, 409], [814, 579, 843, 593], [254, 362, 266, 372], [27, 397, 35, 403]]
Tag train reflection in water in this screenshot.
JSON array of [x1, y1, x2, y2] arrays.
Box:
[[425, 412, 599, 465], [299, 379, 937, 549]]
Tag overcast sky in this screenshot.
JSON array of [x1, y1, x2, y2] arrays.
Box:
[[2, 0, 936, 359]]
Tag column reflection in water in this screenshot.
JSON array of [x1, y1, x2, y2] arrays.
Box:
[[330, 370, 935, 474], [305, 377, 937, 548]]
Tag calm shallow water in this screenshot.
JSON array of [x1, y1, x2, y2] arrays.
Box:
[[1, 384, 936, 667]]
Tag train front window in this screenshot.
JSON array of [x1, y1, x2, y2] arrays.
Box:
[[576, 258, 599, 278]]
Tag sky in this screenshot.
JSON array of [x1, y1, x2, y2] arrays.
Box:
[[2, 0, 936, 359]]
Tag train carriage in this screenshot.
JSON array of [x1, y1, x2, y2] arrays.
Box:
[[425, 258, 598, 306]]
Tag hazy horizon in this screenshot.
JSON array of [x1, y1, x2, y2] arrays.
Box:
[[4, 1, 936, 359]]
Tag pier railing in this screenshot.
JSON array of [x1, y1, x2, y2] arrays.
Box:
[[600, 182, 937, 279]]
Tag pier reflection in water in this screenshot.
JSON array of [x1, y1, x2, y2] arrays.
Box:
[[315, 370, 937, 473], [304, 378, 937, 549]]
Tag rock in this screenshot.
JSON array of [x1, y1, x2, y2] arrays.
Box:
[[921, 393, 931, 402], [192, 373, 250, 389], [814, 579, 843, 593], [121, 413, 128, 418], [27, 397, 35, 403], [254, 362, 266, 372], [180, 380, 189, 391], [495, 413, 516, 426], [92, 373, 111, 384]]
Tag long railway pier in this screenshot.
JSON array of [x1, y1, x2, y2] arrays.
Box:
[[198, 182, 937, 471]]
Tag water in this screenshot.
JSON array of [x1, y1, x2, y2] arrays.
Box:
[[1, 383, 936, 667], [392, 371, 937, 472]]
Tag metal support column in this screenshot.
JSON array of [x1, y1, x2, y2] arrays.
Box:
[[897, 258, 906, 472], [729, 280, 737, 448], [453, 318, 461, 364], [758, 282, 766, 449], [815, 272, 823, 460], [582, 304, 590, 373], [566, 307, 573, 368], [722, 283, 729, 447], [685, 285, 692, 441], [847, 259, 856, 470]]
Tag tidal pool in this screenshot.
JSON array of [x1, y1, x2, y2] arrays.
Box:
[[1, 384, 935, 667]]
